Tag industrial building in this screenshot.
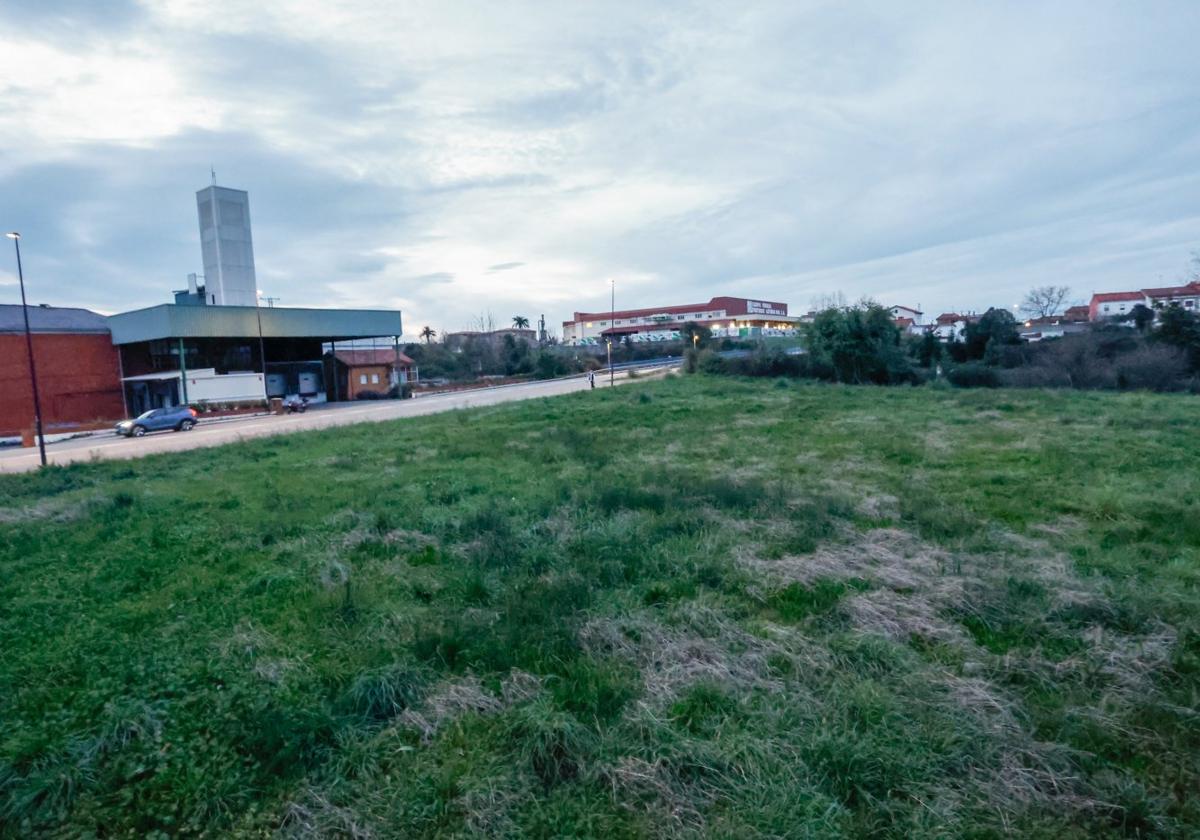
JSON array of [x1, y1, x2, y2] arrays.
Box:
[[0, 305, 125, 437], [108, 304, 403, 414], [562, 296, 799, 345], [0, 178, 408, 443]]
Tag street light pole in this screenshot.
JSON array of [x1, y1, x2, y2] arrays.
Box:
[[7, 232, 47, 467], [255, 289, 269, 404], [609, 278, 615, 386]]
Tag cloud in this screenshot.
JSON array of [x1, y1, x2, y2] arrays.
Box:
[[0, 0, 1198, 334], [409, 272, 455, 284]]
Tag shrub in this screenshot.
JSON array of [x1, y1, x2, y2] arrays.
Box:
[[945, 362, 999, 388], [506, 697, 594, 788], [340, 664, 427, 722], [1114, 345, 1190, 392], [998, 365, 1070, 388], [806, 303, 915, 384]]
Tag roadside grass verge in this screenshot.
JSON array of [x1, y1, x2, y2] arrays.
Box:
[[1, 377, 1198, 836]]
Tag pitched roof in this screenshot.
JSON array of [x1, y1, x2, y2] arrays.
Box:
[[1090, 291, 1143, 303], [935, 312, 964, 325], [893, 317, 915, 327], [1142, 281, 1200, 299], [1063, 305, 1090, 321], [0, 304, 111, 334], [334, 349, 415, 367]]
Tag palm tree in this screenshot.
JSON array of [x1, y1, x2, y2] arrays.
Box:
[[512, 315, 530, 330], [420, 326, 436, 344]]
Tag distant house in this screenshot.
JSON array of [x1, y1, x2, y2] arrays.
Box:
[[1089, 291, 1145, 321], [930, 312, 978, 342], [327, 348, 417, 400], [1062, 305, 1090, 323], [889, 305, 932, 337], [1142, 281, 1200, 313], [1088, 282, 1200, 321], [1019, 316, 1088, 342], [444, 328, 537, 350], [888, 305, 924, 324]]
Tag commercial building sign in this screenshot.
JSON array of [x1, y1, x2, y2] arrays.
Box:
[[746, 300, 786, 316]]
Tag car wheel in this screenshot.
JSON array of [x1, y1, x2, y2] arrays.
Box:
[[179, 420, 195, 431], [132, 425, 147, 437]]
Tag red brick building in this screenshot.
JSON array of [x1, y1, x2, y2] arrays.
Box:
[[0, 305, 125, 437]]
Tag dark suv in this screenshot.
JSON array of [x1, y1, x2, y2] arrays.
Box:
[[115, 406, 198, 437]]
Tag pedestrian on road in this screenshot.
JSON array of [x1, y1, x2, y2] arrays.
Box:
[[588, 371, 595, 390]]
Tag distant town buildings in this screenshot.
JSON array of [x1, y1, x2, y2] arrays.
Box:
[[562, 296, 799, 345], [443, 328, 537, 350], [1088, 282, 1200, 321]]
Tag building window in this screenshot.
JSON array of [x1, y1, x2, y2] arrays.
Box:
[[359, 374, 367, 385], [1102, 305, 1110, 312], [1186, 300, 1195, 308], [371, 373, 379, 384]]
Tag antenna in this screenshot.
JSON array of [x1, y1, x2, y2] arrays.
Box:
[[211, 166, 216, 186]]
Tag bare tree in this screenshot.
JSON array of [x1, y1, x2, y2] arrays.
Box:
[[1020, 285, 1071, 318], [470, 312, 497, 333], [810, 291, 849, 311]]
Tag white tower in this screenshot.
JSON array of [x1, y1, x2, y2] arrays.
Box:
[[196, 184, 257, 306]]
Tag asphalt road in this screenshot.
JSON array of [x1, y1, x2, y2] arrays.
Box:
[[0, 370, 653, 474]]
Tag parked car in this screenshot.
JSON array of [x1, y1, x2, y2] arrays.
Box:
[[115, 406, 198, 437]]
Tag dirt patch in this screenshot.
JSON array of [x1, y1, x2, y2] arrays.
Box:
[[398, 670, 543, 743], [845, 588, 968, 643], [579, 604, 820, 706], [737, 527, 952, 592]]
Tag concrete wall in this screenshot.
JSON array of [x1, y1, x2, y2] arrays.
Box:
[[0, 333, 125, 435]]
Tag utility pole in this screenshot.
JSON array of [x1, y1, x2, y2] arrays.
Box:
[[255, 290, 269, 403], [609, 278, 615, 386], [7, 232, 47, 466]]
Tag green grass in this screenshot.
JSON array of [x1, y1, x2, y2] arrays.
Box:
[[2, 376, 1199, 837]]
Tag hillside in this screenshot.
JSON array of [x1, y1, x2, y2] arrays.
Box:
[[1, 376, 1198, 837]]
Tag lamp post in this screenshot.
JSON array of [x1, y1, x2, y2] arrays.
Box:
[[609, 278, 615, 386], [255, 289, 269, 403], [7, 232, 47, 467]]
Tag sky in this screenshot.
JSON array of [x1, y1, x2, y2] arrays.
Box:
[[1, 0, 1198, 338]]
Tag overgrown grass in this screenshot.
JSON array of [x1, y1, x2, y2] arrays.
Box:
[[2, 377, 1199, 837]]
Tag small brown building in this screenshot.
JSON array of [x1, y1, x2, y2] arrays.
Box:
[[327, 348, 418, 400], [0, 305, 125, 437]]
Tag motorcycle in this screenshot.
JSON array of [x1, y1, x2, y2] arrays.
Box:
[[285, 396, 309, 414]]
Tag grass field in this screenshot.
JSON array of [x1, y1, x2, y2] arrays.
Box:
[[2, 375, 1198, 837]]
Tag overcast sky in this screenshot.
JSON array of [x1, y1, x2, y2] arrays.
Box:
[[2, 1, 1198, 336]]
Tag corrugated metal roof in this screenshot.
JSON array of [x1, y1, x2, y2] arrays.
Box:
[[0, 304, 111, 334], [107, 304, 403, 345]]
